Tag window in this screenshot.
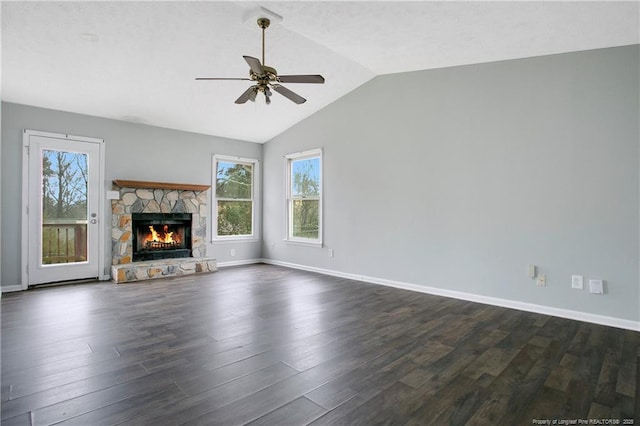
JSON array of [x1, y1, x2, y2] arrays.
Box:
[[286, 149, 322, 245], [213, 155, 259, 239]]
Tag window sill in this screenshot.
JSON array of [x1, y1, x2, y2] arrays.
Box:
[[211, 237, 261, 244], [284, 239, 323, 248]]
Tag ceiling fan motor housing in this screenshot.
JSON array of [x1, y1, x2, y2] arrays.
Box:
[[250, 65, 278, 82]]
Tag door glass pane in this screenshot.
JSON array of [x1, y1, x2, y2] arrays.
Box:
[[41, 150, 88, 264]]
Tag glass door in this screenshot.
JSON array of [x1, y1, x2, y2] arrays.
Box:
[[25, 132, 102, 285]]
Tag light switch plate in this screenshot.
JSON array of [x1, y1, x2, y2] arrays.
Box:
[[106, 190, 120, 200], [589, 279, 604, 294], [571, 275, 583, 290]]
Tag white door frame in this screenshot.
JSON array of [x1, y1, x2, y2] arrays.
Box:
[[21, 129, 107, 289]]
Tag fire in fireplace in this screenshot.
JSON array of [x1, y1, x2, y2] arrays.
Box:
[[132, 213, 192, 261]]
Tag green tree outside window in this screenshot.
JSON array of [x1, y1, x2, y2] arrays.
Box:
[[215, 160, 254, 236]]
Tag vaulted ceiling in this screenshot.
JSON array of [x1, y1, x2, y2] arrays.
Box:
[[2, 1, 638, 143]]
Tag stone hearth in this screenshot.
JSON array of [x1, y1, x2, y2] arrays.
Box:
[[111, 258, 217, 284], [110, 180, 216, 283]]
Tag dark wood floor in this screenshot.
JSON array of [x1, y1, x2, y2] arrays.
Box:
[[1, 264, 638, 425]]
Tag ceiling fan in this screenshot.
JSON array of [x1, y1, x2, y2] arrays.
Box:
[[196, 17, 325, 105]]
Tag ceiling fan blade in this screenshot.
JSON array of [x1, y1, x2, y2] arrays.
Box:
[[235, 86, 258, 104], [243, 56, 264, 76], [277, 75, 325, 84], [196, 77, 251, 81], [271, 84, 306, 104]]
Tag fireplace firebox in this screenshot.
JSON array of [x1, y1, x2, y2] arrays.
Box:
[[132, 213, 192, 261]]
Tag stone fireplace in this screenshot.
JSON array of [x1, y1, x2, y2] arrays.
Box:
[[110, 180, 216, 283], [132, 212, 192, 261]]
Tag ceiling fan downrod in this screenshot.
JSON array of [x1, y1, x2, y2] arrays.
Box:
[[257, 18, 270, 67]]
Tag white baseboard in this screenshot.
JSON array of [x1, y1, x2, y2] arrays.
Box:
[[262, 259, 360, 281], [1, 285, 24, 293], [262, 259, 640, 332], [217, 259, 263, 268]]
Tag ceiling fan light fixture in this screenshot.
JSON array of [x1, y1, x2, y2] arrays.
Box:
[[264, 86, 272, 104], [249, 87, 258, 102]]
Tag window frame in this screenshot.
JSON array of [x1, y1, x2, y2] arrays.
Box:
[[284, 148, 323, 246], [212, 154, 260, 242]]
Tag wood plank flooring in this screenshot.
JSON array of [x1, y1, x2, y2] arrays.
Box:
[[1, 264, 638, 425]]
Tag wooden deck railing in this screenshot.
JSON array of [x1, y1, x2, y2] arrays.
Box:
[[42, 221, 87, 264]]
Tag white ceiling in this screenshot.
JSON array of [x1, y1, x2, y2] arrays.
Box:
[[2, 1, 638, 143]]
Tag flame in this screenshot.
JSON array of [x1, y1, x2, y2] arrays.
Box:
[[144, 225, 179, 245]]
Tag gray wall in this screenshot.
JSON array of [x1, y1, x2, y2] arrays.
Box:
[[262, 45, 640, 322], [3, 46, 638, 324], [1, 102, 263, 288]]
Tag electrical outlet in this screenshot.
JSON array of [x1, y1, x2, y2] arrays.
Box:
[[328, 248, 334, 258], [571, 275, 583, 290], [230, 248, 236, 257], [589, 279, 604, 294], [537, 274, 546, 287]]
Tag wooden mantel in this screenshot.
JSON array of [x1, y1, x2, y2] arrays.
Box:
[[113, 179, 210, 192]]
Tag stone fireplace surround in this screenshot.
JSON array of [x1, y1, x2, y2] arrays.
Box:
[[110, 180, 217, 283]]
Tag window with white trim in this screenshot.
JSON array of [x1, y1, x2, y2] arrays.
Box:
[[213, 155, 259, 239], [286, 149, 322, 244]]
